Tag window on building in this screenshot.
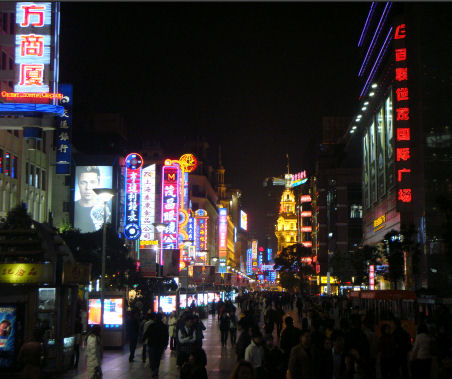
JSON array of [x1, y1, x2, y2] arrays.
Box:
[[1, 51, 6, 70], [2, 13, 7, 32], [4, 152, 10, 176], [9, 13, 14, 34], [41, 170, 46, 190], [30, 165, 34, 186], [12, 156, 17, 179], [8, 57, 13, 70], [42, 132, 46, 153], [350, 204, 363, 219], [35, 168, 40, 188], [25, 162, 29, 183], [13, 130, 18, 137]]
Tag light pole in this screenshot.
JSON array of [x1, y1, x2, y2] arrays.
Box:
[[153, 222, 168, 275], [93, 188, 116, 332]]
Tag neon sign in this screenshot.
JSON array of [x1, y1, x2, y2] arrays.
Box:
[[291, 171, 308, 187], [15, 2, 53, 93], [161, 162, 181, 249], [393, 23, 412, 206], [1, 91, 63, 99], [178, 154, 198, 173], [252, 240, 258, 260], [124, 153, 143, 240], [369, 264, 375, 290], [246, 249, 252, 275], [140, 164, 156, 244], [219, 208, 227, 258], [56, 84, 72, 175], [300, 195, 312, 203], [301, 211, 312, 217]]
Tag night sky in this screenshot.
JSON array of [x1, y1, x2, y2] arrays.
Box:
[[59, 2, 369, 238]]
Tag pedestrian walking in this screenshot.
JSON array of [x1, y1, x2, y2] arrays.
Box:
[[263, 335, 284, 379], [181, 348, 208, 379], [230, 360, 255, 379], [126, 309, 140, 362], [177, 315, 196, 367], [193, 314, 206, 348], [18, 327, 44, 379], [236, 319, 252, 361], [141, 312, 155, 362], [279, 316, 301, 367], [244, 330, 265, 378], [168, 311, 178, 351], [230, 310, 238, 345], [288, 330, 315, 379], [86, 325, 103, 379], [410, 323, 433, 379], [379, 323, 396, 379], [274, 304, 284, 338], [220, 310, 231, 347], [145, 313, 169, 378]]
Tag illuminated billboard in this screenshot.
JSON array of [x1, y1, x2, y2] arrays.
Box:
[[124, 153, 143, 240], [158, 296, 176, 314], [161, 162, 181, 250], [0, 306, 16, 368], [240, 210, 248, 231], [140, 164, 156, 244], [252, 240, 258, 260], [74, 166, 113, 233], [219, 208, 227, 258], [88, 298, 123, 327]]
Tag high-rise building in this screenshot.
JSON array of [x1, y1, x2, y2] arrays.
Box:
[[347, 3, 452, 290]]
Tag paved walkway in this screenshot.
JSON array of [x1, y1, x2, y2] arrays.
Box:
[[63, 313, 239, 379]]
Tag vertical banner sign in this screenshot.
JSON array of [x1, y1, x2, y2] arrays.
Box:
[[219, 208, 228, 258], [161, 162, 180, 250], [140, 164, 156, 244], [184, 172, 189, 210], [252, 240, 258, 260], [15, 2, 53, 93], [187, 215, 195, 244], [369, 265, 375, 290], [56, 84, 72, 175], [195, 209, 208, 252], [393, 23, 412, 209], [124, 153, 143, 240], [246, 249, 253, 275]]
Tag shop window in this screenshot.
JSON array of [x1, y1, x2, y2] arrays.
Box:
[[29, 165, 34, 186], [9, 13, 14, 34], [35, 168, 40, 188], [38, 288, 56, 311], [4, 152, 10, 176]]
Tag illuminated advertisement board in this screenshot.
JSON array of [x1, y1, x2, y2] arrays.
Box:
[[251, 240, 258, 260], [291, 171, 308, 187], [140, 164, 156, 244], [179, 294, 187, 308], [74, 166, 113, 233], [195, 209, 208, 252], [88, 298, 123, 327], [124, 153, 143, 240], [56, 84, 72, 175], [0, 306, 16, 368], [161, 162, 180, 249], [158, 296, 176, 314], [14, 2, 55, 94], [219, 208, 227, 258], [240, 210, 248, 230]]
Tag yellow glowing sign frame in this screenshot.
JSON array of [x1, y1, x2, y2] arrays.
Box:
[[374, 214, 386, 232], [0, 263, 54, 284]]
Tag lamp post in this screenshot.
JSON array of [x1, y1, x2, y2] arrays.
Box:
[[153, 222, 168, 275], [93, 188, 116, 332]]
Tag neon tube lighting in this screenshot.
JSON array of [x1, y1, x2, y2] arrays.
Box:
[[358, 2, 392, 77], [359, 26, 393, 99], [358, 2, 376, 47]]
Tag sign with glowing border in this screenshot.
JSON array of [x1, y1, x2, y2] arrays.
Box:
[[161, 162, 181, 249], [195, 209, 208, 252], [124, 153, 143, 240], [240, 210, 247, 231], [219, 208, 227, 258], [140, 164, 156, 244]]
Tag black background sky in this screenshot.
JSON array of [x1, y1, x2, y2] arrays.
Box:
[[60, 2, 369, 238]]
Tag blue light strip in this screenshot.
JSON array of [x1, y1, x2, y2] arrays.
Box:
[[358, 2, 376, 47], [0, 103, 64, 116], [358, 2, 392, 77], [359, 26, 393, 99]]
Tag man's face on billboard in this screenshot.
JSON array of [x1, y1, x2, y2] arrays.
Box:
[[78, 172, 99, 206]]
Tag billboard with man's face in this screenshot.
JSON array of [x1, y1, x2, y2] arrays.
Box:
[[74, 166, 113, 233]]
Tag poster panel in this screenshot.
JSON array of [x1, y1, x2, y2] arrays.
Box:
[[163, 249, 180, 277], [0, 306, 16, 368], [74, 166, 113, 233]]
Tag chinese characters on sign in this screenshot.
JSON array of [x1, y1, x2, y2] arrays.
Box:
[[161, 163, 180, 250], [15, 2, 53, 93], [140, 164, 156, 244], [56, 84, 72, 175], [393, 23, 412, 206], [219, 208, 227, 258], [195, 209, 208, 253], [246, 249, 253, 275], [124, 153, 143, 240], [369, 265, 375, 290]]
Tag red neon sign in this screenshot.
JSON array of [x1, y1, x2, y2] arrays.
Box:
[[301, 211, 312, 217], [300, 226, 312, 233], [300, 195, 311, 203]]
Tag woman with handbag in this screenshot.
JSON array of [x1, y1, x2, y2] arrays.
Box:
[[86, 325, 103, 379]]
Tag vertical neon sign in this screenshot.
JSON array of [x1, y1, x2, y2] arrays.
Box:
[[124, 153, 143, 240], [161, 161, 180, 250], [393, 23, 412, 207], [140, 164, 156, 244], [369, 264, 375, 290], [219, 208, 227, 256], [195, 209, 208, 253], [15, 2, 53, 93]]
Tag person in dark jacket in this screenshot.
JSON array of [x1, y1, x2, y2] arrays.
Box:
[[146, 313, 169, 378], [263, 335, 284, 379], [236, 320, 252, 361], [181, 348, 208, 379], [193, 315, 206, 348], [220, 311, 231, 347], [279, 316, 301, 367], [126, 310, 140, 362]]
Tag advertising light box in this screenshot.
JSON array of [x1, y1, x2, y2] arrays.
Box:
[[240, 210, 247, 230], [74, 166, 113, 233], [159, 296, 176, 314], [88, 298, 123, 326], [179, 294, 187, 309], [0, 306, 16, 368]]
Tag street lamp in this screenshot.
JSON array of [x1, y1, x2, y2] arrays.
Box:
[[93, 188, 116, 332]]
